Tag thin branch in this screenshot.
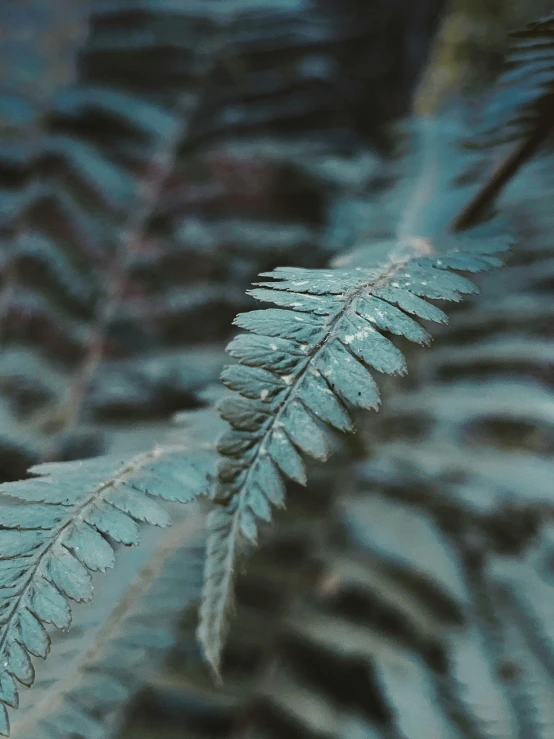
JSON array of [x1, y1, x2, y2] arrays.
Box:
[[450, 125, 551, 232], [62, 127, 183, 430]]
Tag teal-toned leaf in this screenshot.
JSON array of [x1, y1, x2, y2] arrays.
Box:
[[16, 609, 50, 659], [0, 561, 28, 586], [221, 364, 285, 401], [300, 370, 353, 432], [64, 523, 115, 572], [239, 509, 259, 544], [0, 701, 8, 736], [104, 487, 170, 527], [319, 339, 381, 410], [30, 578, 71, 629], [247, 487, 272, 523], [354, 295, 431, 344], [217, 459, 246, 486], [234, 308, 325, 344], [372, 286, 449, 323], [257, 266, 374, 294], [218, 397, 270, 432], [0, 673, 17, 709], [6, 642, 34, 686], [399, 265, 478, 300], [339, 313, 407, 375], [253, 457, 285, 508], [267, 429, 307, 485], [0, 530, 47, 559], [226, 334, 305, 374], [46, 546, 93, 602], [0, 504, 66, 531], [426, 253, 503, 272], [217, 429, 256, 457], [85, 504, 140, 545], [248, 287, 337, 315], [281, 401, 329, 461]]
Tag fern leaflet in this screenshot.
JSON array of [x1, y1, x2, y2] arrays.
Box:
[[0, 439, 214, 736], [198, 229, 510, 674]]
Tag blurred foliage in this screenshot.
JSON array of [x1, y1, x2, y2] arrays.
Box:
[[0, 0, 554, 738], [416, 0, 554, 111], [0, 0, 88, 136]]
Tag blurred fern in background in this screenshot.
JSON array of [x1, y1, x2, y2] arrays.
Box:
[[1, 1, 554, 738]]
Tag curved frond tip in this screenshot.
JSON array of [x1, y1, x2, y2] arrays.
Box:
[[198, 229, 511, 675]]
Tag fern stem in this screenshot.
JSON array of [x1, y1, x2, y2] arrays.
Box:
[[61, 32, 227, 435], [62, 132, 181, 432], [450, 124, 551, 232]]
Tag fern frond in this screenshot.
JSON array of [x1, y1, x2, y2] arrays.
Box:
[[191, 162, 554, 735], [198, 228, 510, 674], [0, 436, 215, 735], [9, 517, 204, 739]]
